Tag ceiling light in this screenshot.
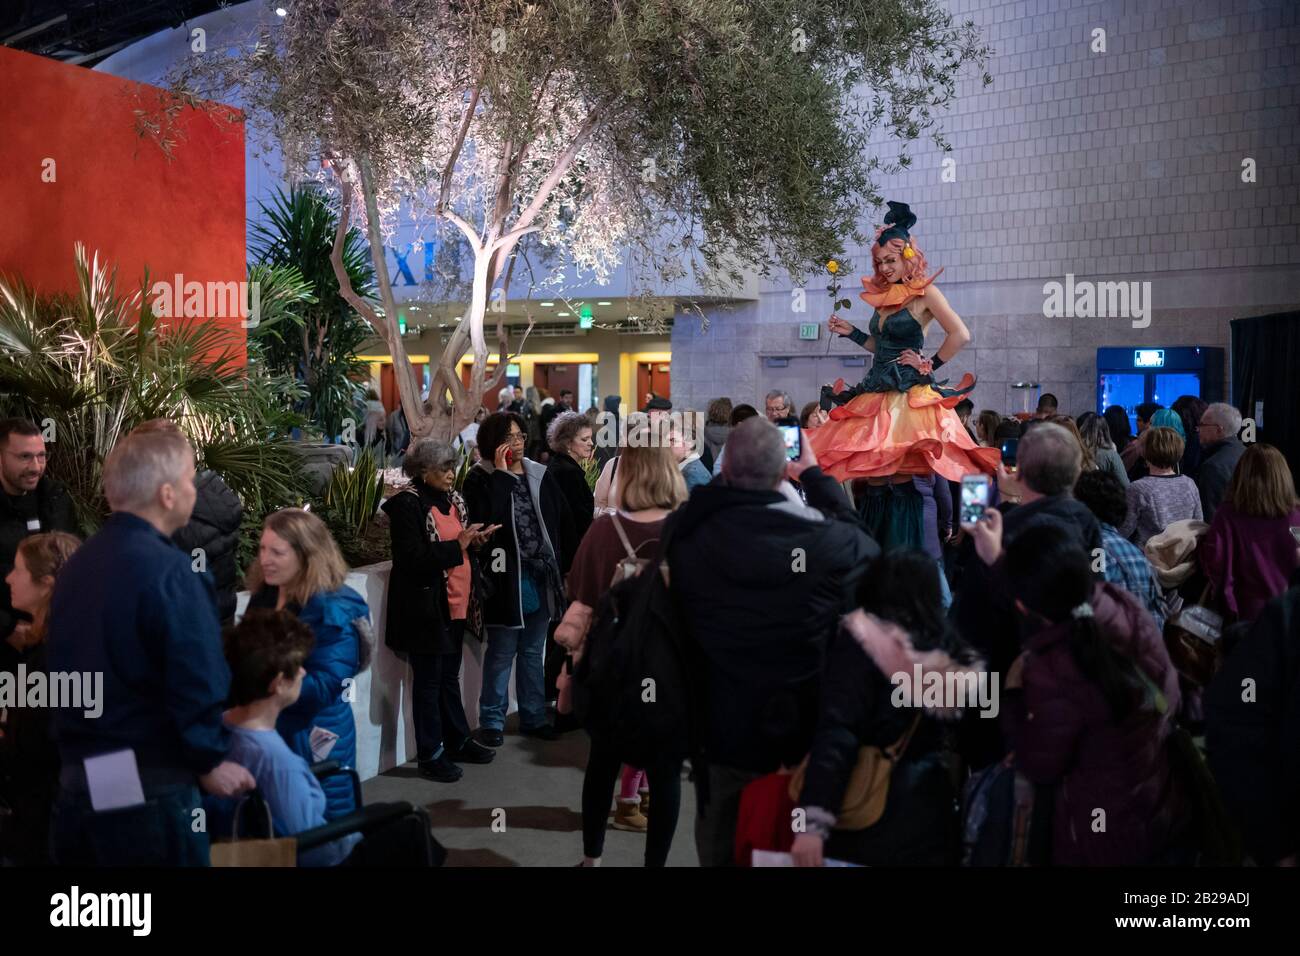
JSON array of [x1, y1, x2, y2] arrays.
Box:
[[597, 300, 612, 306], [539, 301, 554, 307], [557, 311, 570, 317], [275, 7, 288, 16]]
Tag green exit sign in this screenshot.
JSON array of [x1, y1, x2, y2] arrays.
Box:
[[799, 322, 820, 340], [579, 304, 594, 329]]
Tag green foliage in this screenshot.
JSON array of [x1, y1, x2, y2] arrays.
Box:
[[580, 453, 600, 492], [0, 245, 314, 539], [323, 444, 384, 538], [453, 442, 475, 494], [249, 184, 376, 439]]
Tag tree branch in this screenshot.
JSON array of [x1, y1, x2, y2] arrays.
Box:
[[486, 315, 536, 393], [438, 82, 480, 214], [353, 155, 437, 437], [441, 209, 483, 252], [508, 101, 609, 238], [328, 179, 383, 331]]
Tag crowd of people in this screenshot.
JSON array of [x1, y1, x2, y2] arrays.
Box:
[[1, 378, 1297, 867]]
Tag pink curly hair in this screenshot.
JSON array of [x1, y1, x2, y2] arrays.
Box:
[[865, 230, 931, 291]]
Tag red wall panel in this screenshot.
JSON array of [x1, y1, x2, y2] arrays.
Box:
[[0, 46, 247, 363]]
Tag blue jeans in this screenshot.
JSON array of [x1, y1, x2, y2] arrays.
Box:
[[936, 556, 953, 610], [480, 607, 551, 731], [50, 781, 210, 866]]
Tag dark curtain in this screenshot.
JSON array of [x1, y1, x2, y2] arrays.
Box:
[[1231, 311, 1300, 481]]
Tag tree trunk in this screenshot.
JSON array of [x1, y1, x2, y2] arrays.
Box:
[[455, 247, 494, 435], [353, 158, 454, 442]]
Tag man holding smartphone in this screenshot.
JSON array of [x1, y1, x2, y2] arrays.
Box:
[[951, 423, 1104, 763]]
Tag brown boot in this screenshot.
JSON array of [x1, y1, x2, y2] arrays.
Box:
[[612, 801, 648, 832]]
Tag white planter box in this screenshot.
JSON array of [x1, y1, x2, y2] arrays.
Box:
[[236, 561, 517, 781]]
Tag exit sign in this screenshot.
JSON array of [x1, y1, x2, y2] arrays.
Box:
[[1134, 349, 1165, 368], [799, 323, 820, 340]]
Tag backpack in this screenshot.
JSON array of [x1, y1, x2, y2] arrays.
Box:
[[607, 513, 651, 586], [573, 513, 702, 769], [960, 754, 1053, 866]]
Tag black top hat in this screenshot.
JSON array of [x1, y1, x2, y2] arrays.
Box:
[[877, 201, 918, 247]]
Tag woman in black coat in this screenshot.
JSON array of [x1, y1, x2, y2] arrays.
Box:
[[545, 410, 596, 544], [461, 412, 575, 746], [172, 469, 243, 625], [382, 439, 499, 781], [542, 411, 595, 703], [792, 551, 983, 867]]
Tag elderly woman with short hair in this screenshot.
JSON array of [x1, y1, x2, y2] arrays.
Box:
[[546, 410, 596, 544], [380, 439, 499, 782]]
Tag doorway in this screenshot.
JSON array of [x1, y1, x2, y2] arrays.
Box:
[[380, 361, 429, 413], [534, 362, 581, 407], [636, 361, 671, 409]]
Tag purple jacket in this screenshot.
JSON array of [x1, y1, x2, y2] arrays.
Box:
[[1006, 583, 1189, 865], [911, 473, 951, 559], [1201, 503, 1300, 623]]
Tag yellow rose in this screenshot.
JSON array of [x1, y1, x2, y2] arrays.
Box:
[[826, 260, 839, 274]]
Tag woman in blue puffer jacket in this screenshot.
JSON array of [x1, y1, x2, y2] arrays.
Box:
[[246, 508, 371, 820]]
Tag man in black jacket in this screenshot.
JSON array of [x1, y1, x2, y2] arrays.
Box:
[[0, 418, 77, 644], [950, 421, 1103, 768], [670, 416, 879, 867]]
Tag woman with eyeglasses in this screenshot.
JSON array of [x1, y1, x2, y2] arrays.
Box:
[[462, 412, 576, 746]]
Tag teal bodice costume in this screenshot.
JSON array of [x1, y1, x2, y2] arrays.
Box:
[[820, 308, 976, 410]]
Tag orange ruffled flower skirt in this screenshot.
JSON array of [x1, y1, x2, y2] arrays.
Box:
[[810, 384, 1000, 483]]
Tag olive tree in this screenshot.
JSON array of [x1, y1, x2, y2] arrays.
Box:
[[169, 0, 991, 440]]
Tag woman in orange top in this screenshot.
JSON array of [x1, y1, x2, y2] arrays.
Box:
[[811, 202, 999, 548]]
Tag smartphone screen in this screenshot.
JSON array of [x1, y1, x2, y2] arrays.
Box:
[[777, 422, 801, 462], [1000, 438, 1019, 468], [961, 474, 991, 524], [1290, 526, 1300, 545]]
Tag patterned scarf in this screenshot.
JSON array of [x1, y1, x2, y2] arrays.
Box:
[[415, 486, 485, 640]]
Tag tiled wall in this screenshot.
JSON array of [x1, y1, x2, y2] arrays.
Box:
[[672, 0, 1300, 417]]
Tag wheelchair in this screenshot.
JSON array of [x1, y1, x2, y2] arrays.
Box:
[[207, 761, 446, 867]]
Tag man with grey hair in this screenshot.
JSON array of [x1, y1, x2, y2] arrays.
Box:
[[47, 422, 253, 865], [1196, 402, 1245, 522], [952, 421, 1104, 731], [669, 416, 878, 866], [764, 390, 794, 422]]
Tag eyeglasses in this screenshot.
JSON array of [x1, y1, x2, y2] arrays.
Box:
[[507, 431, 526, 443]]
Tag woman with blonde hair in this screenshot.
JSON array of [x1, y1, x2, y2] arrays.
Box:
[[556, 436, 688, 866], [246, 508, 370, 819], [1200, 443, 1300, 623], [1, 531, 80, 864]]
